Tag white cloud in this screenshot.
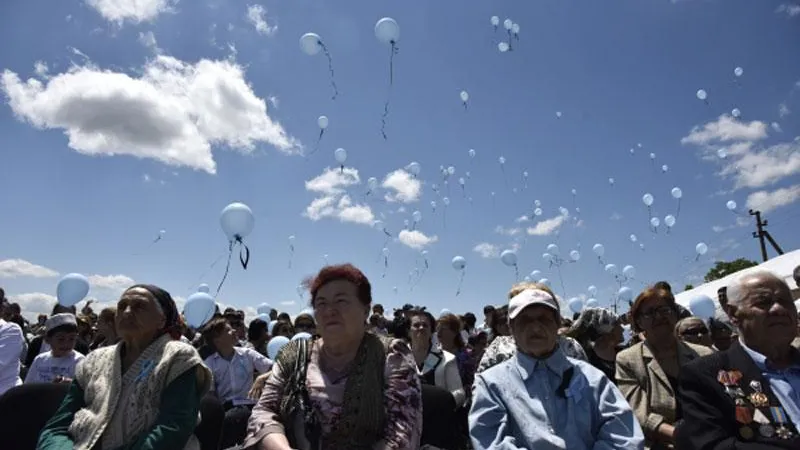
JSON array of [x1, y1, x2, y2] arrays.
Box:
[[779, 103, 791, 117], [680, 115, 768, 146], [495, 225, 522, 236], [303, 195, 374, 225], [0, 259, 59, 278], [143, 173, 151, 182], [711, 225, 728, 233], [397, 230, 438, 250], [246, 4, 276, 35], [473, 242, 499, 259], [515, 215, 530, 223], [33, 61, 49, 79], [771, 122, 783, 133], [382, 169, 422, 203], [88, 274, 136, 292], [305, 167, 360, 195], [1, 55, 300, 175], [9, 293, 57, 316], [527, 214, 568, 236], [138, 31, 161, 53], [280, 300, 296, 306], [86, 0, 176, 24], [746, 184, 800, 214], [720, 138, 800, 189], [776, 3, 800, 17], [267, 96, 279, 109], [609, 212, 623, 221]]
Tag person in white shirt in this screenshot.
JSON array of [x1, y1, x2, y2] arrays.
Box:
[[0, 293, 25, 395], [25, 313, 85, 384], [203, 317, 272, 448]]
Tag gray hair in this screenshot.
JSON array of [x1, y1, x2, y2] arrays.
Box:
[[725, 270, 786, 308]]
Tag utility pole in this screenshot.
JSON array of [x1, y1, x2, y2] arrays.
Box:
[[749, 209, 785, 262]]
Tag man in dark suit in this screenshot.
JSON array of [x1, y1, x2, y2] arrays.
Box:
[[676, 271, 800, 449]]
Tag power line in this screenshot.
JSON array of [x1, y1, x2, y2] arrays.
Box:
[[749, 209, 785, 262]]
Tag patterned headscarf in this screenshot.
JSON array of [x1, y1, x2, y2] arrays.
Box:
[[566, 307, 619, 343], [126, 284, 181, 339]]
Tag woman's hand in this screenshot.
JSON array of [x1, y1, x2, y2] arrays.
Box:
[[249, 371, 271, 400], [53, 375, 72, 384]]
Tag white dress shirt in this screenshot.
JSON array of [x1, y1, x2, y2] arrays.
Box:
[[0, 319, 24, 395]]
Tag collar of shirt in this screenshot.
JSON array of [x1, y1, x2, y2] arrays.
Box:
[[515, 345, 570, 381], [740, 338, 800, 373]]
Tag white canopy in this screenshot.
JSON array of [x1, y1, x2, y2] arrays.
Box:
[[675, 248, 800, 309]]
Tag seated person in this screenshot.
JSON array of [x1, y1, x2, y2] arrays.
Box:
[[25, 314, 85, 384]]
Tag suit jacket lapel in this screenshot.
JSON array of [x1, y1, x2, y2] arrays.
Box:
[[642, 342, 673, 394]]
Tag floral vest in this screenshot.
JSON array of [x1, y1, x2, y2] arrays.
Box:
[[69, 334, 210, 450]]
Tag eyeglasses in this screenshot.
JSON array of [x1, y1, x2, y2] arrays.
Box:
[[680, 327, 709, 338], [638, 305, 675, 321]]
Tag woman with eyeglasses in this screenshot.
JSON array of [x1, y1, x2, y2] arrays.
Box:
[[674, 316, 713, 348], [616, 286, 713, 449]]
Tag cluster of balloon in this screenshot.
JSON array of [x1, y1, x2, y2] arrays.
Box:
[[696, 89, 709, 105], [185, 285, 216, 328], [217, 202, 255, 295], [56, 273, 90, 307], [695, 242, 708, 261], [288, 235, 296, 269], [334, 148, 347, 172], [689, 294, 716, 320], [500, 249, 519, 281], [491, 16, 520, 52], [375, 17, 400, 139], [299, 33, 338, 100], [460, 90, 469, 109], [671, 187, 683, 217], [451, 255, 467, 296], [568, 297, 584, 314]]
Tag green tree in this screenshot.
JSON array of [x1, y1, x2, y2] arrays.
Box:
[[704, 258, 759, 282], [684, 284, 694, 291]]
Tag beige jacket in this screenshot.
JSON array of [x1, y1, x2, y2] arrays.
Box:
[[615, 340, 713, 447]]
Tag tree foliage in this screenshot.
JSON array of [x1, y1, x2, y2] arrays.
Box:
[[704, 258, 759, 283], [683, 284, 694, 291]]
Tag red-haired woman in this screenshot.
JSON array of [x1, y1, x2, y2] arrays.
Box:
[[242, 264, 422, 450]]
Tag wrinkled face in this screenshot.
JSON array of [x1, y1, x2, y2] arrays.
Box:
[[116, 287, 165, 342], [47, 330, 78, 357], [410, 314, 433, 346], [636, 297, 677, 340], [511, 305, 559, 357], [732, 276, 796, 349], [677, 318, 712, 347], [212, 323, 237, 352], [313, 280, 367, 342]]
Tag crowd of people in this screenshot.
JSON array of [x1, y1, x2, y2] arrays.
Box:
[[0, 263, 798, 450]]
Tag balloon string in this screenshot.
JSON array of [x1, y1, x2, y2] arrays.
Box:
[[456, 270, 465, 296], [676, 199, 682, 218], [556, 265, 567, 300], [288, 246, 294, 269], [514, 265, 519, 282], [189, 250, 227, 290], [381, 100, 390, 140], [319, 42, 338, 100], [382, 256, 388, 278], [381, 42, 398, 140], [215, 241, 235, 296], [308, 130, 324, 157]]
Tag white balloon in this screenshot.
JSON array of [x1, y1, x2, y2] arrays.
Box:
[[542, 252, 552, 262], [608, 177, 615, 185], [382, 247, 390, 257], [539, 278, 551, 287], [622, 265, 636, 278], [559, 207, 569, 216], [534, 200, 541, 207], [458, 177, 465, 186], [460, 90, 469, 102], [490, 16, 500, 26], [734, 66, 743, 77], [198, 284, 211, 294], [451, 256, 466, 270], [661, 164, 669, 173], [546, 244, 560, 256], [288, 235, 296, 243], [442, 197, 450, 206], [605, 263, 618, 274], [696, 242, 708, 255], [630, 234, 638, 243], [671, 187, 683, 199], [585, 298, 598, 308], [430, 200, 437, 209], [726, 200, 737, 211], [650, 217, 660, 228], [530, 270, 542, 279], [498, 42, 510, 52], [588, 285, 598, 296], [500, 250, 518, 267], [503, 18, 513, 30], [468, 149, 476, 158], [556, 111, 562, 118], [642, 193, 654, 207], [571, 188, 577, 196], [367, 177, 378, 190], [717, 148, 727, 159], [375, 17, 400, 44], [592, 244, 605, 257], [317, 115, 329, 129], [534, 208, 543, 216], [665, 215, 676, 228], [731, 108, 741, 118], [498, 156, 506, 165], [412, 210, 422, 223], [650, 152, 656, 160], [569, 250, 581, 261], [334, 148, 347, 164], [511, 23, 520, 34], [408, 161, 421, 175], [220, 203, 255, 241], [299, 33, 322, 56], [696, 89, 707, 101]]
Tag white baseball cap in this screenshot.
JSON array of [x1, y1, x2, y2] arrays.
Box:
[[45, 313, 77, 333], [509, 289, 559, 320]]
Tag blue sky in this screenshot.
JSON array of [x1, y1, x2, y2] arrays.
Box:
[[1, 0, 798, 320]]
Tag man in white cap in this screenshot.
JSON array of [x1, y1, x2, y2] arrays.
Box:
[[25, 313, 85, 384], [469, 288, 644, 450]]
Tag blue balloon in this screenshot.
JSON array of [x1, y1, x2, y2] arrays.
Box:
[[267, 336, 291, 360], [184, 292, 216, 328], [267, 320, 278, 335], [220, 202, 255, 241], [292, 332, 312, 341], [689, 294, 716, 320], [256, 303, 273, 315], [56, 273, 90, 307], [617, 286, 634, 304], [256, 313, 270, 323], [197, 284, 210, 293], [568, 298, 584, 314]]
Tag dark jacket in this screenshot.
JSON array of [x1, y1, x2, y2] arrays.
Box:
[[676, 340, 800, 449]]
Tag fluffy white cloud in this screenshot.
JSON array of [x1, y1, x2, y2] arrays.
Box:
[[86, 0, 175, 24], [779, 103, 791, 117], [746, 184, 800, 214], [719, 139, 800, 189], [0, 259, 59, 278], [681, 115, 768, 146], [473, 243, 499, 259], [382, 169, 422, 203], [304, 195, 374, 225], [33, 61, 49, 79], [397, 230, 438, 250], [246, 5, 276, 35], [138, 31, 161, 53], [771, 122, 783, 133], [280, 300, 296, 306], [9, 293, 57, 316], [515, 215, 530, 223], [1, 55, 300, 175], [527, 214, 567, 236], [776, 3, 800, 17], [88, 274, 136, 292], [495, 225, 522, 236], [305, 167, 360, 195]]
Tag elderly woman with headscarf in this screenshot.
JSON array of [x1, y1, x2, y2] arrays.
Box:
[[565, 308, 624, 383], [242, 264, 422, 450], [37, 284, 212, 450]]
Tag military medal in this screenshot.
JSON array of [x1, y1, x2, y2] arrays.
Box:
[[748, 381, 769, 408], [718, 370, 747, 398], [769, 406, 794, 439], [740, 426, 754, 440], [753, 409, 775, 438]]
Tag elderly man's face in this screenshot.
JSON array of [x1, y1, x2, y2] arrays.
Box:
[[732, 275, 796, 349], [511, 305, 559, 358]]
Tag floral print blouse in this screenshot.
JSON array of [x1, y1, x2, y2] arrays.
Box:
[[476, 335, 588, 374], [244, 338, 422, 450]]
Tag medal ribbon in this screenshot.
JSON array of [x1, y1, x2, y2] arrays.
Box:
[[770, 406, 787, 425]]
